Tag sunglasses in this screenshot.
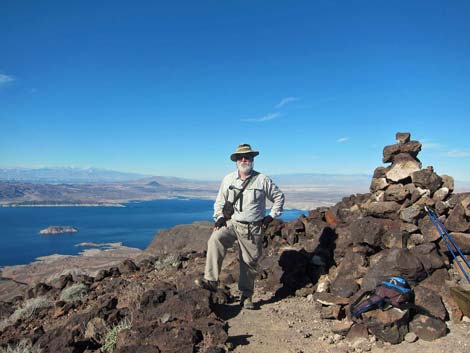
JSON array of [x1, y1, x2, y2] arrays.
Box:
[[236, 154, 253, 161]]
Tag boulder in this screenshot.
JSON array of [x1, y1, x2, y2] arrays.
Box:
[[385, 153, 422, 182], [414, 285, 447, 321], [370, 178, 389, 193], [350, 217, 386, 248], [26, 282, 53, 299], [320, 304, 342, 319], [373, 166, 389, 178], [408, 232, 426, 247], [419, 269, 463, 322], [50, 274, 74, 290], [383, 230, 408, 249], [119, 259, 139, 274], [461, 196, 470, 217], [435, 201, 449, 215], [411, 169, 443, 195], [400, 222, 419, 233], [433, 187, 450, 202], [409, 243, 445, 274], [444, 204, 470, 233], [363, 308, 409, 344], [362, 248, 426, 290], [400, 204, 423, 224], [362, 201, 401, 219], [441, 175, 454, 192], [346, 323, 369, 341], [383, 141, 422, 163], [418, 216, 442, 242], [330, 249, 367, 298], [384, 184, 410, 202], [144, 221, 213, 256], [409, 314, 447, 341], [438, 232, 470, 254], [396, 132, 411, 144], [85, 317, 107, 343]]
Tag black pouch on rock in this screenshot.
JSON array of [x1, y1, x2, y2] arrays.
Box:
[[223, 201, 235, 219]]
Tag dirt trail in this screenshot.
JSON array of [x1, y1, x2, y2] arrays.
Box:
[[216, 289, 470, 353]]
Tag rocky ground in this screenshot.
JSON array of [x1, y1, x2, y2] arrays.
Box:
[[3, 132, 470, 353], [221, 287, 470, 353]]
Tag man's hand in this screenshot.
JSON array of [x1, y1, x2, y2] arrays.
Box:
[[214, 217, 227, 230], [262, 215, 273, 228]]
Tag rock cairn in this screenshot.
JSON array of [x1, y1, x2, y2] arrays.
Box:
[[257, 132, 470, 344]]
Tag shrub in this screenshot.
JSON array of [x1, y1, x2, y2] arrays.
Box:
[[9, 297, 51, 324], [59, 283, 88, 302], [102, 318, 132, 353], [154, 254, 181, 271]]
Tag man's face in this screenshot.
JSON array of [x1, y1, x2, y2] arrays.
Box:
[[237, 154, 254, 174]]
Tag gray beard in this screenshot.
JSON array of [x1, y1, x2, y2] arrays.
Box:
[[238, 161, 253, 174]]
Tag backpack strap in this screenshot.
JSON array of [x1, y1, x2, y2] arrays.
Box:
[[349, 290, 375, 318], [231, 172, 259, 210]]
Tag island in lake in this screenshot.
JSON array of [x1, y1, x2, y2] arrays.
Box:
[[39, 226, 78, 235]]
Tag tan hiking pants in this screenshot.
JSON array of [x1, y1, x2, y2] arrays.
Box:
[[204, 220, 263, 297]]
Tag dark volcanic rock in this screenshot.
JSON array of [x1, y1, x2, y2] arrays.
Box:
[[418, 216, 442, 242], [363, 308, 409, 344], [362, 201, 401, 219], [362, 248, 427, 291], [438, 232, 470, 254], [411, 169, 443, 195], [441, 175, 455, 192], [370, 177, 388, 193], [444, 204, 470, 232], [396, 132, 411, 144], [409, 314, 447, 341], [144, 221, 213, 256], [414, 285, 447, 321], [50, 274, 74, 290], [119, 259, 139, 274], [350, 217, 386, 248], [409, 243, 445, 274], [384, 184, 410, 202], [400, 204, 424, 223], [383, 140, 422, 163]]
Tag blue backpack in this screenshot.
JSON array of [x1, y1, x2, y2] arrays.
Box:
[[350, 277, 413, 318]]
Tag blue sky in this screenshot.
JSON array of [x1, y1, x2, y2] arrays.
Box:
[[1, 1, 470, 181]]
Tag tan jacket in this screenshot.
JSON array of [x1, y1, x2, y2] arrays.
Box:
[[213, 170, 285, 223]]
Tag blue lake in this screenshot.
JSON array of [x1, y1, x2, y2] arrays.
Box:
[[0, 199, 305, 267]]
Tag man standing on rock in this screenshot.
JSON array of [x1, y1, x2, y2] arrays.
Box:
[[195, 144, 285, 309]]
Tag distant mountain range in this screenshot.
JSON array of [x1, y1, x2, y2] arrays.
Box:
[[0, 167, 149, 184], [0, 167, 376, 209], [0, 167, 372, 185]]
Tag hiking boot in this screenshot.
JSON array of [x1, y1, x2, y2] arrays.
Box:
[[194, 278, 218, 292], [241, 295, 255, 310]]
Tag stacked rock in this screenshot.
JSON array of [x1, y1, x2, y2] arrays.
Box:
[[257, 132, 470, 345], [365, 132, 468, 249]]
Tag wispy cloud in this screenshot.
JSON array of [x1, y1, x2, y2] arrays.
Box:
[[0, 73, 14, 86], [274, 96, 299, 109], [443, 150, 470, 158], [337, 137, 349, 143], [242, 112, 281, 123], [422, 142, 442, 149], [420, 139, 442, 149]]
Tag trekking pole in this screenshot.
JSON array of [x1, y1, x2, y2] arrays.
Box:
[[424, 206, 470, 283], [425, 206, 470, 271]]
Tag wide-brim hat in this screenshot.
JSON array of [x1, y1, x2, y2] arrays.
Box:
[[230, 144, 259, 161]]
